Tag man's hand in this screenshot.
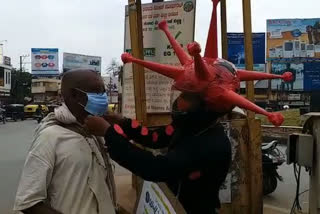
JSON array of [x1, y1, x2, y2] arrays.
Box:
[[85, 116, 111, 136], [103, 113, 125, 125]]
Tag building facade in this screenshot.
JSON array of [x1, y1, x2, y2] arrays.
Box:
[[31, 78, 61, 103], [0, 63, 12, 105]]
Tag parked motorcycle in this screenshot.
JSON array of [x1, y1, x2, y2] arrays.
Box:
[[262, 140, 285, 195], [0, 108, 6, 124]]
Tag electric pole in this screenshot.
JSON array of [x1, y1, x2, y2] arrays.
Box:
[[19, 54, 29, 72], [20, 56, 22, 72]]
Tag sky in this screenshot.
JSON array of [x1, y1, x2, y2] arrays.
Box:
[[0, 0, 319, 75]]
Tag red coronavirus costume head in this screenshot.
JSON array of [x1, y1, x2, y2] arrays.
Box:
[[121, 0, 292, 126]]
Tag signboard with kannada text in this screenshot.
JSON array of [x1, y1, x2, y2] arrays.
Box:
[[122, 0, 196, 119]]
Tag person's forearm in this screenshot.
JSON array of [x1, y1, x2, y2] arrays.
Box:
[[23, 202, 62, 214], [105, 127, 187, 182], [119, 119, 173, 149]]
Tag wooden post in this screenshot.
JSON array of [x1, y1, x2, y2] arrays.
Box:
[[242, 0, 254, 107], [267, 61, 272, 103], [221, 0, 228, 60], [128, 0, 147, 191], [242, 1, 263, 214], [128, 0, 147, 125]]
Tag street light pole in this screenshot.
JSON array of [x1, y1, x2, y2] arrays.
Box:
[[20, 56, 22, 72], [19, 54, 30, 72]]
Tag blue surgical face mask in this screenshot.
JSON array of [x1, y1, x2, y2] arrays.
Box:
[[76, 88, 108, 116]]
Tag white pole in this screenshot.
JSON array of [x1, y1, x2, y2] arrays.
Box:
[[0, 44, 3, 64]]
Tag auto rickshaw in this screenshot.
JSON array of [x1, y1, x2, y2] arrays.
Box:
[[24, 104, 49, 119], [108, 104, 118, 113]]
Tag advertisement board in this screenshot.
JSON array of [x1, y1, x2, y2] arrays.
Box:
[[271, 62, 304, 91], [122, 0, 196, 118], [3, 56, 11, 66], [31, 48, 59, 75], [136, 182, 180, 214], [63, 52, 102, 72], [288, 94, 301, 101], [227, 33, 266, 68], [267, 19, 320, 60], [304, 61, 320, 91], [271, 61, 320, 91]]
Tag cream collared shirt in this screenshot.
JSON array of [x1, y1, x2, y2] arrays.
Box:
[[14, 124, 115, 214]]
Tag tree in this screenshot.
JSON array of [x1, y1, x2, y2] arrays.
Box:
[[106, 59, 121, 77], [10, 68, 32, 104], [105, 59, 122, 94]]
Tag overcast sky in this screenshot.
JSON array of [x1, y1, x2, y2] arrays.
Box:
[[0, 0, 319, 74]]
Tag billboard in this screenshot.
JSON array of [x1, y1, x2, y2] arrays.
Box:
[[31, 48, 59, 75], [271, 60, 320, 91], [267, 19, 320, 60], [3, 56, 11, 66], [271, 62, 304, 91], [122, 0, 196, 118], [227, 33, 266, 89], [304, 61, 320, 91], [227, 33, 266, 67], [63, 53, 102, 72]]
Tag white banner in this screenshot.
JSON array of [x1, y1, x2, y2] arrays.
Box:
[[31, 48, 59, 75], [63, 52, 102, 72], [136, 182, 177, 214], [122, 0, 196, 118]]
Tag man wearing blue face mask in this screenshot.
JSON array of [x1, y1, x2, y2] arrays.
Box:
[[14, 69, 117, 214]]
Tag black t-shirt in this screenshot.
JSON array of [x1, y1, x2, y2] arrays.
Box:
[[104, 119, 231, 214]]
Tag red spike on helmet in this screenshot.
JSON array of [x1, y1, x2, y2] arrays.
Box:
[[121, 1, 292, 127]]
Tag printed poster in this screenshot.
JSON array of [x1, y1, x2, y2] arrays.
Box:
[[63, 52, 102, 73], [136, 181, 177, 214], [31, 48, 59, 76], [271, 61, 304, 91], [227, 33, 266, 69], [122, 0, 196, 118], [267, 19, 320, 60]]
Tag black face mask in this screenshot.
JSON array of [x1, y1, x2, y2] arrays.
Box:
[[171, 99, 221, 129]]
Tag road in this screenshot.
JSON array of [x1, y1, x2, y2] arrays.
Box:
[[0, 120, 310, 213], [0, 120, 130, 214], [0, 120, 36, 214], [263, 145, 309, 213]]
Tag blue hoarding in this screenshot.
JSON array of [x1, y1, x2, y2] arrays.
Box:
[[227, 33, 266, 68], [271, 60, 320, 91], [304, 62, 320, 91]]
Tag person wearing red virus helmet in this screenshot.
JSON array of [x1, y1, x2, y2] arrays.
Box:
[[85, 92, 231, 214]]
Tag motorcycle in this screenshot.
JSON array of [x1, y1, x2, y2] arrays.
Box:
[[262, 140, 285, 195], [0, 108, 6, 124], [35, 113, 44, 124]]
